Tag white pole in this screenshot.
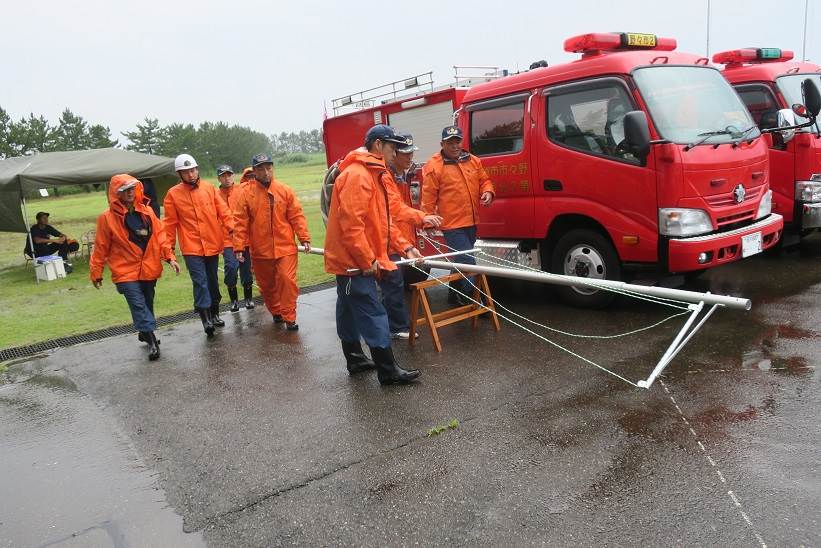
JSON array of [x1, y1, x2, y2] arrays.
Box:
[[421, 259, 751, 311], [305, 247, 751, 311], [706, 0, 711, 58], [17, 162, 39, 284], [20, 196, 39, 285], [802, 0, 809, 61]]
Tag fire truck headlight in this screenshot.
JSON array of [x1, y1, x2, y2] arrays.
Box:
[[659, 208, 713, 237], [796, 181, 821, 203]]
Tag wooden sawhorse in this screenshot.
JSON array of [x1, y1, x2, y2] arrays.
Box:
[[409, 272, 501, 352]]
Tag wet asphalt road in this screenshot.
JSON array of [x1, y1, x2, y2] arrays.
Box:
[[2, 236, 820, 547]]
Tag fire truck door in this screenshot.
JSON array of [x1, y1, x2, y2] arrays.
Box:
[[536, 79, 659, 263], [465, 92, 534, 238]]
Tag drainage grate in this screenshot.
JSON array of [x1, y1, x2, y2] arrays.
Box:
[[0, 280, 337, 362]]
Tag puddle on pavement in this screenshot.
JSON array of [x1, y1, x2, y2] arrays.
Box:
[[0, 381, 204, 548]]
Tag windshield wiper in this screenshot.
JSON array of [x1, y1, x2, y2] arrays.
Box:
[[731, 125, 760, 146], [684, 128, 738, 151]]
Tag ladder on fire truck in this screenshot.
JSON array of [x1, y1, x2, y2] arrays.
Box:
[[330, 66, 508, 116]]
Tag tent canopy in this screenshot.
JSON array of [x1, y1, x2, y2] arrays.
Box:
[[0, 148, 177, 233]]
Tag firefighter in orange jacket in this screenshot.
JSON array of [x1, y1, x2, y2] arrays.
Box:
[[381, 133, 442, 339], [163, 154, 235, 338], [233, 153, 310, 331], [90, 175, 180, 360], [216, 165, 255, 312], [324, 124, 422, 385], [421, 125, 494, 305]]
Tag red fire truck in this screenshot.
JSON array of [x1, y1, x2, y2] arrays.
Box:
[[323, 33, 786, 307], [713, 48, 821, 246]]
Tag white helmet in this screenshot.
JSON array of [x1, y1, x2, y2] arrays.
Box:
[[174, 154, 198, 171]]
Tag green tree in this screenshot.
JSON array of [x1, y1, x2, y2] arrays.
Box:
[[53, 108, 91, 150], [88, 124, 118, 148], [7, 114, 56, 156], [0, 107, 13, 158], [122, 117, 164, 154], [157, 123, 199, 163]]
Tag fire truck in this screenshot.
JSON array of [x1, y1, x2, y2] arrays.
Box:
[[323, 33, 786, 307], [713, 48, 821, 246]]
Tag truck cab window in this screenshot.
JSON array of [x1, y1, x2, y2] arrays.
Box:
[[736, 86, 779, 129], [547, 85, 637, 162], [469, 101, 525, 156]]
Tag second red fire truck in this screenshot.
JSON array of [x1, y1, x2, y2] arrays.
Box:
[[714, 47, 821, 246]]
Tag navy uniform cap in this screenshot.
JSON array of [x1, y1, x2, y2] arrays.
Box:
[[364, 124, 406, 146], [251, 153, 274, 167], [441, 125, 463, 141]]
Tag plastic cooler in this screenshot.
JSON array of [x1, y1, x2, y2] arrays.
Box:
[[34, 255, 66, 281]]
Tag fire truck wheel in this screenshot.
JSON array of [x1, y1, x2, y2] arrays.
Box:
[[550, 229, 621, 308]]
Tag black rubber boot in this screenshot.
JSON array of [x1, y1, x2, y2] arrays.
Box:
[[243, 285, 255, 309], [146, 331, 160, 361], [228, 286, 240, 312], [342, 340, 376, 375], [138, 331, 160, 345], [370, 346, 420, 385], [210, 305, 225, 327], [197, 307, 215, 338]]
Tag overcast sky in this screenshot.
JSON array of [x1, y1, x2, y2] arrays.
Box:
[[3, 0, 817, 141]]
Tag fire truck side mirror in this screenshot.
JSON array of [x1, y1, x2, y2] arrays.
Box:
[[801, 78, 821, 119], [774, 109, 797, 146], [623, 111, 651, 162]]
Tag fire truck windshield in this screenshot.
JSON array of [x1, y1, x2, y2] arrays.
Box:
[[633, 66, 757, 145], [776, 74, 821, 131]]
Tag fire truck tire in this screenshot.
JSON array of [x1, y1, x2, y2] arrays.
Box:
[[550, 229, 621, 308]]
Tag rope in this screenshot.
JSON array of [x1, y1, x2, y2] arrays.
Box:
[[410, 231, 717, 387], [407, 262, 640, 387]]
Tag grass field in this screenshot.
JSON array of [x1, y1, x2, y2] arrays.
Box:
[[0, 153, 332, 350]]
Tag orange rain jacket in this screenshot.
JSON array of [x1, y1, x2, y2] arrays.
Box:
[[385, 171, 423, 255], [163, 178, 234, 256], [421, 151, 494, 230], [90, 175, 174, 283], [232, 178, 311, 260], [324, 149, 409, 275], [217, 183, 246, 249]]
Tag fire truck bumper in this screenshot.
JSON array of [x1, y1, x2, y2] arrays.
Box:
[[667, 213, 783, 272], [800, 202, 821, 229]]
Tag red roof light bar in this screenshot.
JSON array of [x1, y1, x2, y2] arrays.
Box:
[[564, 32, 677, 55]]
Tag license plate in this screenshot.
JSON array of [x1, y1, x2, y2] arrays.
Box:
[[741, 231, 762, 258], [625, 33, 657, 47]]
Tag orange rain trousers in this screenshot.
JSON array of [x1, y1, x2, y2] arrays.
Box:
[[253, 254, 299, 322]]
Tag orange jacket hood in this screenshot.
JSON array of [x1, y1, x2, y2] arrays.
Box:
[[107, 174, 145, 209]]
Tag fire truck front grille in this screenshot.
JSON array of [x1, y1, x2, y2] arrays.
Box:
[[705, 186, 762, 208]]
